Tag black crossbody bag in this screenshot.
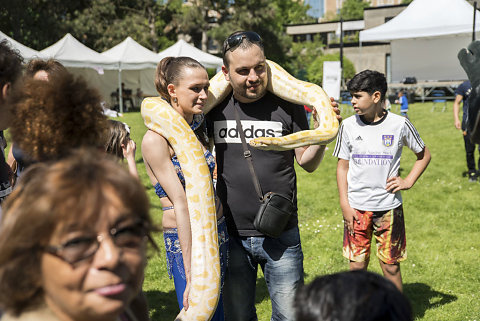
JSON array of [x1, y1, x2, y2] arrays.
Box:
[[233, 106, 294, 238]]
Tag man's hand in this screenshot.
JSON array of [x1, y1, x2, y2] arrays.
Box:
[[312, 97, 342, 129]]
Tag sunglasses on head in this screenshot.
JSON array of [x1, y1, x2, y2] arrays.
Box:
[[224, 31, 263, 55]]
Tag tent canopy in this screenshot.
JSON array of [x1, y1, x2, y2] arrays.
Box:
[[360, 0, 480, 42], [158, 39, 223, 69], [0, 31, 43, 60], [101, 37, 160, 69], [359, 0, 480, 82], [40, 33, 117, 69]]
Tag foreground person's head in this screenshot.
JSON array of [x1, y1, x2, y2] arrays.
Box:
[[295, 270, 412, 321], [0, 148, 156, 321]]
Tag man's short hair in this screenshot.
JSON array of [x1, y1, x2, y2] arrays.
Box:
[[0, 40, 24, 89], [295, 270, 412, 321], [222, 31, 264, 69], [347, 70, 387, 102]]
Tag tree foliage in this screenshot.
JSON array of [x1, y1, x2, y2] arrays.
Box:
[[0, 0, 89, 50], [168, 0, 231, 51], [0, 0, 353, 74], [67, 0, 179, 52], [337, 0, 370, 20], [286, 35, 324, 79], [306, 53, 356, 85]]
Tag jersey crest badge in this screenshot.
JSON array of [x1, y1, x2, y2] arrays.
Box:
[[382, 135, 394, 147]]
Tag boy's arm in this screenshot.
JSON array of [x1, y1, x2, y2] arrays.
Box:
[[453, 94, 463, 130], [386, 146, 431, 193], [337, 159, 358, 236]]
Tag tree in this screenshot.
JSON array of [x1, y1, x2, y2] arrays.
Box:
[[306, 53, 356, 85], [0, 0, 89, 50], [271, 0, 316, 25], [168, 0, 231, 51], [337, 0, 370, 20], [67, 0, 178, 52], [286, 35, 324, 79], [208, 0, 293, 64]]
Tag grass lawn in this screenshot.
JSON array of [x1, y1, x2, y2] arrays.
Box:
[[104, 101, 479, 320]]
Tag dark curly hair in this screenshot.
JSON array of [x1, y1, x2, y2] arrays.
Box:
[[8, 71, 108, 162], [24, 58, 68, 79], [0, 39, 23, 89]]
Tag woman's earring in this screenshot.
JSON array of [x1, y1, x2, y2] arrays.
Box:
[[173, 98, 178, 104]]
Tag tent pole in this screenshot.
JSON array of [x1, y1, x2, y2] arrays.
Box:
[[474, 1, 477, 41], [118, 65, 124, 114]]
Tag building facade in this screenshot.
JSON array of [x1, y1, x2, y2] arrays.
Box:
[[287, 4, 408, 80], [301, 0, 404, 20]]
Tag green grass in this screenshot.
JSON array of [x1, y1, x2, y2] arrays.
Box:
[[99, 102, 479, 320]]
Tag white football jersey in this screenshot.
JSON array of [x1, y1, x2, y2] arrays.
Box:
[[333, 112, 425, 211]]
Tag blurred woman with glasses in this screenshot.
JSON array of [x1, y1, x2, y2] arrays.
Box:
[[0, 148, 157, 321]]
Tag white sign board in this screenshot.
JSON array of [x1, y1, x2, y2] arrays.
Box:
[[322, 61, 341, 100]]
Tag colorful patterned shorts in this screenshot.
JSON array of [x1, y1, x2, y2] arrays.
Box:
[[343, 205, 406, 264]]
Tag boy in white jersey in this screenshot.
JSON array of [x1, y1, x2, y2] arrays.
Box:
[[333, 70, 431, 291]]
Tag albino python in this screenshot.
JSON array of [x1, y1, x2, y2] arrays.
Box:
[[141, 60, 339, 321]]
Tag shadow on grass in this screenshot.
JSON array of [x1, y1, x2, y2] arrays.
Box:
[[145, 289, 180, 321], [404, 283, 457, 319], [145, 276, 271, 320]]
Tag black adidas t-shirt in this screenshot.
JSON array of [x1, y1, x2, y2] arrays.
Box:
[[206, 92, 308, 236]]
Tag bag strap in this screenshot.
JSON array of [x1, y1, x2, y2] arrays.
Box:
[[233, 105, 264, 200]]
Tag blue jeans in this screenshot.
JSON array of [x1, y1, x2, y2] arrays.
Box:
[[163, 217, 229, 320], [223, 226, 304, 321]]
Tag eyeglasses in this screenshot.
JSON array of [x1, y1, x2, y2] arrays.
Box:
[[223, 31, 263, 55], [45, 221, 148, 265]]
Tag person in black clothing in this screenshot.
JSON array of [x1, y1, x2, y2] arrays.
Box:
[[206, 31, 340, 321], [0, 40, 23, 210], [453, 80, 480, 182]]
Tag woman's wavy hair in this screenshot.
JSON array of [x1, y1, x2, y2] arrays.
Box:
[[0, 148, 158, 316], [8, 71, 108, 162]]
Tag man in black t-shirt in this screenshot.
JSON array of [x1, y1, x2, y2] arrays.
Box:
[[206, 31, 337, 321], [0, 40, 24, 212]]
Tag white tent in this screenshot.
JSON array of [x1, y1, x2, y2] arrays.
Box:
[[359, 0, 480, 82], [40, 35, 159, 112], [40, 33, 117, 69], [102, 36, 159, 69], [0, 31, 44, 60], [101, 37, 162, 112], [158, 39, 223, 69]]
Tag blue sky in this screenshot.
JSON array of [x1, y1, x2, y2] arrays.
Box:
[[304, 0, 324, 19]]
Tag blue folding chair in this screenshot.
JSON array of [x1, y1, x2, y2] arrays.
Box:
[[431, 89, 447, 112]]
